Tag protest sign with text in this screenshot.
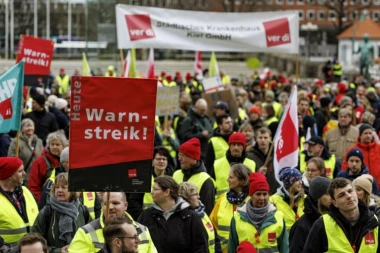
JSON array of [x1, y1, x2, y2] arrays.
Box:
[[69, 76, 157, 192], [16, 35, 54, 75], [203, 89, 239, 120], [203, 76, 224, 93], [156, 86, 179, 116], [116, 5, 299, 53]]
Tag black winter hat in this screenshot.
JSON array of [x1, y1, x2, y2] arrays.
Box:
[[320, 97, 331, 108], [32, 94, 46, 107], [309, 176, 331, 200], [359, 124, 373, 136]]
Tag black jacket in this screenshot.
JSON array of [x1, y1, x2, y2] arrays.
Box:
[[303, 200, 380, 253], [247, 143, 279, 195], [137, 199, 208, 253], [182, 161, 215, 215], [290, 195, 321, 253], [180, 108, 213, 160], [48, 107, 69, 132], [25, 109, 58, 145], [204, 128, 232, 174]]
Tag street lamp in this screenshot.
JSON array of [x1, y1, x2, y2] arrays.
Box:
[[301, 22, 318, 60]]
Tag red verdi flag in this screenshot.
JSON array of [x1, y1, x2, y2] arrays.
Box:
[[273, 85, 299, 184], [69, 76, 157, 192], [16, 35, 54, 75]]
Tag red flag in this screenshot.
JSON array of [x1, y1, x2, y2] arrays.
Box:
[[146, 48, 155, 79], [69, 76, 157, 192], [273, 85, 299, 184], [16, 35, 54, 75], [194, 51, 202, 78]]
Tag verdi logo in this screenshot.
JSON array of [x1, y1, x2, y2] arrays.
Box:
[[0, 78, 17, 120], [263, 18, 291, 47], [125, 14, 155, 41]]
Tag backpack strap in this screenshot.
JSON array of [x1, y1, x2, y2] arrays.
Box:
[[44, 205, 52, 225]]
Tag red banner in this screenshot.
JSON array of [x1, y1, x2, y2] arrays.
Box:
[[69, 76, 157, 192], [16, 35, 54, 75]]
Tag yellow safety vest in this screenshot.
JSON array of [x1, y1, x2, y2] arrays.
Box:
[[209, 137, 229, 161], [263, 102, 282, 119], [299, 135, 306, 152], [238, 108, 247, 122], [173, 171, 215, 194], [323, 214, 378, 252], [0, 187, 38, 246], [350, 82, 356, 89], [269, 194, 304, 231], [234, 208, 284, 252], [214, 157, 256, 198], [222, 75, 231, 85], [56, 75, 70, 94], [217, 192, 250, 250], [299, 153, 336, 179], [156, 127, 177, 159], [143, 176, 155, 210], [173, 116, 180, 131], [264, 116, 279, 126], [333, 64, 342, 76], [104, 71, 117, 77], [202, 214, 216, 253], [68, 212, 156, 253]]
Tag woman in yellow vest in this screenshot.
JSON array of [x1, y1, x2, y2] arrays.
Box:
[[210, 164, 252, 253], [270, 167, 305, 232], [31, 173, 91, 252], [228, 172, 288, 253], [179, 182, 221, 253], [127, 146, 175, 220]]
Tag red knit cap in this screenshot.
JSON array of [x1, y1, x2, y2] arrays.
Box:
[[249, 105, 261, 116], [0, 157, 23, 180], [179, 138, 201, 160], [249, 172, 270, 196], [228, 133, 246, 148], [237, 241, 257, 253]]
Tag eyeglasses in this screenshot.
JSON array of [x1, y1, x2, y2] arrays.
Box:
[[119, 235, 139, 241]]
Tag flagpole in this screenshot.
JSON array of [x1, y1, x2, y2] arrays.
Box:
[[295, 54, 299, 84], [119, 49, 124, 77], [15, 131, 20, 157], [263, 142, 274, 168]]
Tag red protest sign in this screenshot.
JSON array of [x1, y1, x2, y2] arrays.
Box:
[[69, 76, 157, 192], [16, 35, 54, 75]]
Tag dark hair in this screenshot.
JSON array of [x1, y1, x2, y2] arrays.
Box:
[[103, 216, 134, 247], [328, 178, 351, 200], [230, 164, 252, 194], [256, 127, 272, 137], [216, 114, 230, 125], [154, 175, 179, 200], [153, 146, 170, 159], [264, 104, 275, 118], [158, 115, 172, 125], [19, 233, 48, 253]]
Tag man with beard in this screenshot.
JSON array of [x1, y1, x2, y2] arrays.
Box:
[[205, 114, 234, 172], [247, 127, 279, 194], [304, 178, 380, 252], [299, 136, 341, 179], [101, 216, 139, 253], [289, 176, 331, 252], [325, 108, 358, 163]]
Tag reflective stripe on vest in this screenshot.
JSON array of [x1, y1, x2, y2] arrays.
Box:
[[0, 187, 38, 244], [299, 153, 336, 179], [333, 64, 342, 76], [83, 192, 96, 219], [81, 213, 151, 252], [217, 192, 250, 250], [269, 194, 304, 231], [156, 127, 177, 159], [214, 157, 256, 198], [202, 214, 215, 253], [173, 171, 215, 194], [143, 176, 154, 210], [323, 214, 378, 252], [209, 137, 229, 161], [234, 208, 284, 252]]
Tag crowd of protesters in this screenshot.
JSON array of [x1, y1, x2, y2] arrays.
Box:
[[1, 65, 380, 253]]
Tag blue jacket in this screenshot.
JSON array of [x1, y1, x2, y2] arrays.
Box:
[[337, 166, 380, 196]]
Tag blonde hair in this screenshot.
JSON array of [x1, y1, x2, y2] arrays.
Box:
[[178, 182, 198, 202], [46, 131, 68, 147]]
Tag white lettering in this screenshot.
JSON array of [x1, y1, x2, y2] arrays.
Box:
[[86, 109, 103, 121]]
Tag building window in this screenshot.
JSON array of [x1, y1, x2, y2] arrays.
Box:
[[297, 0, 305, 4], [318, 10, 325, 20], [287, 0, 294, 4], [374, 0, 380, 5], [299, 10, 304, 20], [373, 10, 380, 21], [328, 10, 336, 21], [306, 0, 314, 3], [318, 0, 325, 3], [350, 0, 357, 4], [362, 0, 369, 4], [307, 10, 315, 20], [350, 10, 358, 20], [266, 0, 273, 4], [276, 0, 283, 4]]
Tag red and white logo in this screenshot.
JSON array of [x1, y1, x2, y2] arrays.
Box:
[[0, 78, 17, 120], [86, 192, 94, 201], [128, 168, 137, 178], [267, 232, 276, 242], [365, 232, 375, 245], [205, 222, 214, 232], [263, 18, 291, 47], [125, 14, 155, 41]]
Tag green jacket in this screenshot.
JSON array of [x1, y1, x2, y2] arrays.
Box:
[[31, 204, 91, 253]]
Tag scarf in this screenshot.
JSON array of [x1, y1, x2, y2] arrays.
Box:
[[49, 195, 80, 243], [194, 201, 205, 218], [246, 200, 270, 229], [226, 190, 248, 205]]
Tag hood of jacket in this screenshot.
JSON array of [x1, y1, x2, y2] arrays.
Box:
[[303, 195, 321, 221], [182, 161, 207, 181], [152, 197, 190, 220]]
